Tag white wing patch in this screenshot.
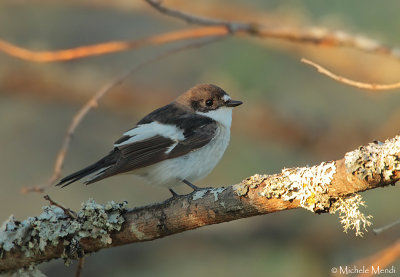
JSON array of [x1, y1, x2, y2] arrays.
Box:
[[165, 142, 178, 154], [114, 122, 185, 147]]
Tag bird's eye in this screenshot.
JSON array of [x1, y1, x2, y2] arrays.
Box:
[[205, 99, 213, 107]]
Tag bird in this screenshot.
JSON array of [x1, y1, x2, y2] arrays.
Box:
[[56, 84, 242, 195]]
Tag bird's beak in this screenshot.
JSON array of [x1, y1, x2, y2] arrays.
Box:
[[225, 99, 243, 107]]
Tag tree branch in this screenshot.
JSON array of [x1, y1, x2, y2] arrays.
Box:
[[1, 136, 399, 273], [0, 27, 228, 62], [1, 2, 399, 62], [302, 58, 400, 91]]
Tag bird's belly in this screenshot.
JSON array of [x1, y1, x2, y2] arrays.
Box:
[[135, 126, 230, 187]]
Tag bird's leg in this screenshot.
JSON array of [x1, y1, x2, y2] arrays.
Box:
[[168, 188, 179, 198], [182, 179, 201, 191]]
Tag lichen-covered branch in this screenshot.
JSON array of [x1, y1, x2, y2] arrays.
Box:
[[1, 136, 400, 273]]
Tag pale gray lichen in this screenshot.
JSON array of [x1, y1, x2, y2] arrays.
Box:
[[192, 188, 226, 201], [210, 188, 225, 201], [0, 199, 127, 264], [234, 160, 377, 236], [260, 162, 336, 212], [4, 266, 47, 277], [233, 174, 268, 197], [345, 136, 400, 181], [243, 174, 268, 189], [330, 194, 373, 237], [192, 190, 208, 201]]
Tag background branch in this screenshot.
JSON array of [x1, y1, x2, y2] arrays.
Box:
[[351, 240, 400, 277], [1, 136, 399, 273], [0, 27, 228, 62], [302, 58, 400, 91], [144, 0, 234, 26], [373, 218, 400, 234], [0, 1, 399, 62]]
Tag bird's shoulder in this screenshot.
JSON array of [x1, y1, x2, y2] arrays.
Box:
[[114, 103, 217, 146], [138, 103, 216, 136]]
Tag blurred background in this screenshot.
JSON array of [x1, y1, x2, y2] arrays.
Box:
[[0, 0, 399, 276]]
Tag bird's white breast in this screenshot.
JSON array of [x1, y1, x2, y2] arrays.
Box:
[[135, 123, 231, 187]]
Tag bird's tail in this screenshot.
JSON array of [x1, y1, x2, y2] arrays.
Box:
[[56, 151, 117, 187]]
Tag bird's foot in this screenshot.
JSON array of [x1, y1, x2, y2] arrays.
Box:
[[168, 180, 212, 200], [168, 188, 180, 198], [182, 179, 201, 191]]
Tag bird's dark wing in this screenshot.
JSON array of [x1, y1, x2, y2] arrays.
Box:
[[56, 135, 175, 187], [101, 135, 174, 179], [94, 120, 217, 182], [167, 121, 217, 159], [57, 113, 217, 186]]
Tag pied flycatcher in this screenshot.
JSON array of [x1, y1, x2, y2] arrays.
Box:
[[56, 84, 242, 194]]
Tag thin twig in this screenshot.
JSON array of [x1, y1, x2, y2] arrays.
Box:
[[144, 0, 230, 26], [301, 58, 400, 91], [144, 0, 251, 33], [373, 217, 400, 234], [43, 195, 77, 219], [21, 36, 225, 194], [75, 257, 85, 277]]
